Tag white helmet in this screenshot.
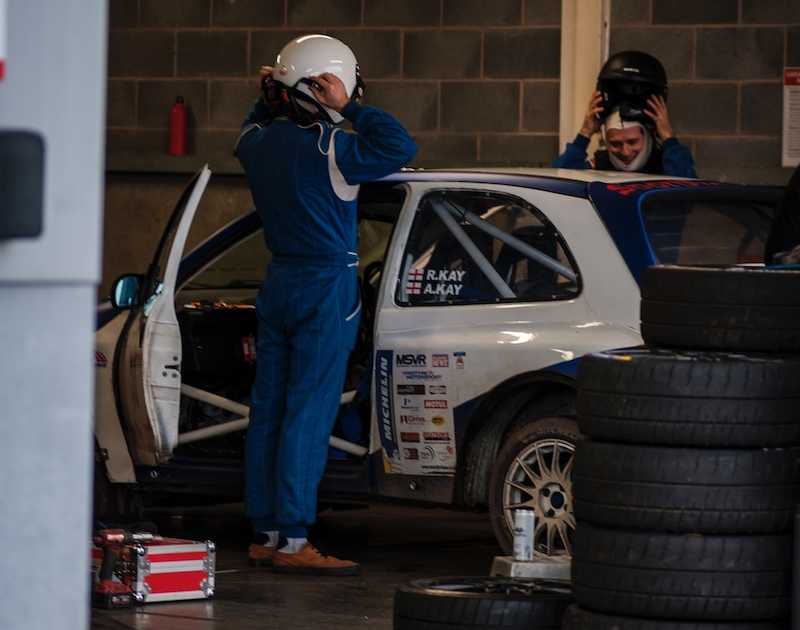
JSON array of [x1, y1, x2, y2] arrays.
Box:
[[274, 34, 362, 124]]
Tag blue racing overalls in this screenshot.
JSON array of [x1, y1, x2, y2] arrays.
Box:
[[236, 99, 416, 537], [552, 132, 697, 178]]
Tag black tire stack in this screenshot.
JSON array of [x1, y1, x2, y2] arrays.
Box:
[[565, 265, 800, 630]]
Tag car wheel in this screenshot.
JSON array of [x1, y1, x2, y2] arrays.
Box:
[[562, 605, 786, 630], [578, 348, 800, 447], [573, 441, 799, 533], [394, 577, 572, 630], [489, 417, 580, 556], [573, 523, 791, 621], [640, 265, 800, 352]]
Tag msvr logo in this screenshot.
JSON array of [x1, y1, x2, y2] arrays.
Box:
[[396, 353, 426, 367]]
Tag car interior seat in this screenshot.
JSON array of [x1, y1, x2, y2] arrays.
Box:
[[494, 225, 567, 300]]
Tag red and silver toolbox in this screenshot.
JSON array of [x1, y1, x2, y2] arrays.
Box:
[[92, 536, 216, 603]]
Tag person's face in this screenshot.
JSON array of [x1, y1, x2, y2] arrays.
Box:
[[606, 126, 644, 166]]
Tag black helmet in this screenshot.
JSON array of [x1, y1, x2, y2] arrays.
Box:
[[597, 50, 668, 124]]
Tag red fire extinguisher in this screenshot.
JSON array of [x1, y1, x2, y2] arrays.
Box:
[[168, 96, 187, 156]]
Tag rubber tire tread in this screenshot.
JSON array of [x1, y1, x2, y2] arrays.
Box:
[[573, 523, 791, 620], [573, 441, 799, 533], [577, 349, 800, 447], [394, 578, 571, 629], [562, 605, 788, 630], [640, 266, 800, 352]]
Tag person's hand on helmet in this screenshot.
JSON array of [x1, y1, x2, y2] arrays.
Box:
[[645, 94, 674, 141], [259, 65, 273, 85], [579, 91, 604, 139], [309, 72, 349, 112]]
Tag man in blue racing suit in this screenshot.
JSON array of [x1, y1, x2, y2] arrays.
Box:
[[235, 34, 416, 575], [553, 90, 696, 178]]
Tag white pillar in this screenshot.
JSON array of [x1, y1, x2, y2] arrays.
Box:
[[559, 0, 610, 157], [0, 2, 107, 629]]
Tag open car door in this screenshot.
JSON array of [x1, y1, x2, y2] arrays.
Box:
[[116, 166, 211, 466]]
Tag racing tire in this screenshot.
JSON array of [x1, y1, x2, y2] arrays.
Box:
[[562, 605, 787, 630], [393, 577, 572, 630], [459, 390, 533, 508], [577, 348, 800, 447], [640, 265, 800, 353], [573, 441, 799, 533], [489, 416, 580, 555], [573, 523, 791, 621]]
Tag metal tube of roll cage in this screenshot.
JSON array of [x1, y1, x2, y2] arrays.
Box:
[[431, 201, 516, 299], [460, 208, 577, 283], [178, 384, 366, 456]]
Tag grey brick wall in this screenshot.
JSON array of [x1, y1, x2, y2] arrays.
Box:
[[106, 0, 562, 169], [610, 0, 798, 183]]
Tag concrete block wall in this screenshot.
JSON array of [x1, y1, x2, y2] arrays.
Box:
[[106, 0, 563, 169], [610, 0, 799, 184]]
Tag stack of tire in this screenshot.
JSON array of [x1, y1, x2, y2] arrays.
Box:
[[565, 265, 800, 630]]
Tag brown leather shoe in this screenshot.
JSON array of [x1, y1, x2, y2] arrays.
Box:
[[248, 543, 277, 567], [272, 543, 360, 576]]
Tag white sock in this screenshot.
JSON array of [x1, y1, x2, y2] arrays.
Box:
[[279, 537, 308, 554], [259, 530, 279, 547]]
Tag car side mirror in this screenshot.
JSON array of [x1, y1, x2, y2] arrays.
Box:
[[111, 274, 143, 309]]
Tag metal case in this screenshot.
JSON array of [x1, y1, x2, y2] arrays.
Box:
[[92, 537, 216, 603]]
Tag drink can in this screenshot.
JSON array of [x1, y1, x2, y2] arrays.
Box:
[[512, 509, 535, 561]]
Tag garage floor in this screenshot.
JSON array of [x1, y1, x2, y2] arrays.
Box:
[[91, 503, 501, 629]]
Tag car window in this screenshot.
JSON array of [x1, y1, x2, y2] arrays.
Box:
[[642, 196, 776, 265], [396, 190, 580, 306], [357, 183, 406, 272], [182, 230, 271, 292], [177, 183, 405, 301]]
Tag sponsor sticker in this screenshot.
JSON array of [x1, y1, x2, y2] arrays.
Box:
[[420, 446, 436, 462], [432, 354, 449, 368], [396, 353, 426, 367], [454, 351, 466, 369], [400, 397, 420, 410], [403, 448, 419, 460], [431, 415, 446, 426], [376, 350, 398, 459], [424, 431, 451, 442], [428, 385, 447, 395], [397, 384, 425, 395], [424, 399, 448, 409], [434, 444, 456, 463], [401, 370, 443, 381], [95, 351, 108, 368], [400, 414, 425, 425], [400, 432, 420, 443], [606, 180, 718, 197]]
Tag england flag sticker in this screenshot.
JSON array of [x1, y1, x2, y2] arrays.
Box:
[[406, 268, 423, 295]]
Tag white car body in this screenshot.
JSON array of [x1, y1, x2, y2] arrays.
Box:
[[94, 166, 779, 553]]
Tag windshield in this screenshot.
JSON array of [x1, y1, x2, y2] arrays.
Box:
[[641, 193, 777, 265]]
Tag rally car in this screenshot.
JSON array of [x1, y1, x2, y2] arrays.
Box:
[[94, 166, 780, 555]]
